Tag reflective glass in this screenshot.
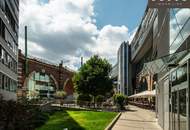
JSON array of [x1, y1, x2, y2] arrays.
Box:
[[179, 89, 187, 130], [170, 8, 190, 54]]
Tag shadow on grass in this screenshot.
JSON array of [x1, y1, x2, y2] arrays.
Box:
[[36, 110, 85, 130]]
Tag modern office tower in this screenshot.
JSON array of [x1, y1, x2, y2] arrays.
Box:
[[0, 0, 19, 100], [117, 41, 131, 96]]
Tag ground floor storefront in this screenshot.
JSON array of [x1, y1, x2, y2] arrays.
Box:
[[146, 50, 190, 130], [130, 50, 190, 130]]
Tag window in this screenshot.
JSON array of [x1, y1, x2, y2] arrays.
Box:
[[171, 71, 177, 86], [0, 0, 5, 12], [153, 16, 158, 38], [0, 72, 2, 89], [171, 64, 187, 87], [5, 2, 16, 33], [0, 19, 5, 39], [170, 8, 190, 54]]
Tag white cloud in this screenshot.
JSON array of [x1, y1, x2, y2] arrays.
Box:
[[89, 25, 129, 64], [19, 0, 130, 70]]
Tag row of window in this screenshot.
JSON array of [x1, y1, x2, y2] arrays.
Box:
[[0, 0, 18, 37], [0, 72, 17, 92], [131, 9, 156, 51], [0, 19, 18, 55], [0, 45, 17, 73]]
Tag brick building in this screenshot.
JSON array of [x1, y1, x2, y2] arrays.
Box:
[[18, 50, 74, 99]]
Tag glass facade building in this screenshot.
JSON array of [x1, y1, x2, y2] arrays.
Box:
[[129, 7, 190, 130], [0, 0, 19, 100], [117, 42, 131, 96]]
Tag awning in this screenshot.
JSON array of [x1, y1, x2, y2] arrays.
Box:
[[129, 90, 156, 98], [141, 49, 190, 76]]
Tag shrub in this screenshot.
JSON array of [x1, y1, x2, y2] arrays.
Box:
[[114, 94, 126, 110], [95, 95, 104, 107], [0, 98, 49, 130], [77, 94, 92, 106]]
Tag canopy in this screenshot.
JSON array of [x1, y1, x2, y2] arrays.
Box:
[[129, 90, 156, 98], [141, 49, 190, 76]]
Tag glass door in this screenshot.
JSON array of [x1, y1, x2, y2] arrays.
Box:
[[171, 91, 178, 130], [179, 89, 187, 130], [170, 88, 188, 130]]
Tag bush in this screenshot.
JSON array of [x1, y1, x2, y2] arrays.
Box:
[[96, 95, 104, 107], [0, 98, 49, 130], [77, 94, 92, 106], [114, 94, 126, 110], [54, 91, 66, 99]]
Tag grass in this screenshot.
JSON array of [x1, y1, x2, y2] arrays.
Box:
[[36, 109, 117, 130]]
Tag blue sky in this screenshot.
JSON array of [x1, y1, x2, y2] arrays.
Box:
[[20, 0, 148, 70], [94, 0, 147, 30], [40, 0, 147, 31]]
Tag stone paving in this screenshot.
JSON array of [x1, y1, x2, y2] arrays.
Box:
[[112, 105, 163, 130]]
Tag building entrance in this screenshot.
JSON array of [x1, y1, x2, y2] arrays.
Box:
[[170, 88, 188, 130], [170, 62, 189, 130]]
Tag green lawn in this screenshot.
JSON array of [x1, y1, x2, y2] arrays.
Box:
[[36, 109, 117, 130]]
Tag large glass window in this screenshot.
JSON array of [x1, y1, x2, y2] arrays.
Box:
[[0, 72, 17, 92], [170, 8, 190, 54], [171, 64, 187, 87], [153, 15, 158, 38], [28, 72, 56, 99], [179, 89, 187, 130], [0, 45, 17, 73], [0, 72, 2, 89]]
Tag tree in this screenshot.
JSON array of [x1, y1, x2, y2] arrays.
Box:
[[77, 94, 92, 107], [96, 95, 104, 107], [73, 55, 113, 107]]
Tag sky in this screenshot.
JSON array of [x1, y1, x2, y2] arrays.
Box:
[[19, 0, 147, 70]]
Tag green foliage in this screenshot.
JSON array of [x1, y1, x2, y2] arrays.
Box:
[[77, 94, 92, 102], [114, 94, 126, 110], [0, 98, 49, 130], [55, 91, 66, 99], [96, 95, 105, 107], [77, 94, 92, 107], [73, 55, 113, 99], [96, 95, 104, 103]]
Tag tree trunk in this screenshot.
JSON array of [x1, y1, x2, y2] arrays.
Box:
[[94, 96, 96, 108]]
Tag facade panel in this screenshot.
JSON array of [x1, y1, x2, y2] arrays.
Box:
[[0, 0, 19, 100]]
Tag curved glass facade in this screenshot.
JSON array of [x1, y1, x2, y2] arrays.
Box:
[[170, 8, 190, 54]]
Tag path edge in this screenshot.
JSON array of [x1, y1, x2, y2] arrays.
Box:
[[104, 112, 122, 130]]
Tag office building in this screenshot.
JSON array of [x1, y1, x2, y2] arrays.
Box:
[[129, 7, 190, 130], [110, 41, 131, 96], [0, 0, 19, 100]]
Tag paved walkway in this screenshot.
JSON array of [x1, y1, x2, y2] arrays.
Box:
[[112, 105, 163, 130]]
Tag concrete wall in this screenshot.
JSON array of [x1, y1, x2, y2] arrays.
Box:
[[0, 89, 17, 101], [156, 8, 170, 58]]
